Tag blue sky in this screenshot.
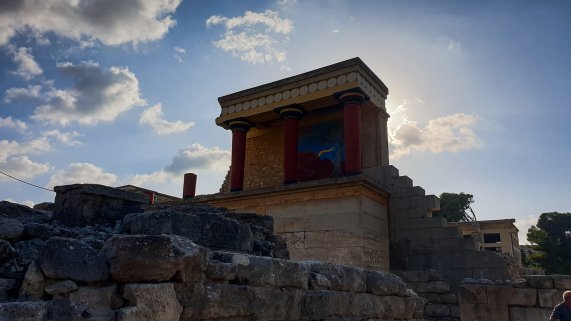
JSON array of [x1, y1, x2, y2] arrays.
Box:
[[1, 0, 570, 242]]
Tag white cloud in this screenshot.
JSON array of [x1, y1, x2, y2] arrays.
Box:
[[3, 198, 35, 208], [389, 101, 481, 159], [47, 162, 117, 188], [277, 0, 298, 7], [206, 10, 293, 64], [515, 215, 539, 245], [0, 137, 51, 160], [173, 46, 186, 62], [42, 129, 82, 145], [9, 46, 43, 80], [0, 0, 182, 46], [32, 61, 145, 125], [127, 144, 230, 187], [4, 85, 42, 103], [0, 116, 28, 133], [139, 103, 194, 135], [0, 156, 50, 181]]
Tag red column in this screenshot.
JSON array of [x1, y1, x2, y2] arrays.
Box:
[[183, 173, 197, 199], [278, 107, 304, 184], [340, 92, 365, 175], [229, 120, 252, 192]]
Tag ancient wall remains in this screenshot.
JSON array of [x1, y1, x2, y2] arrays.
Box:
[[458, 275, 571, 321]]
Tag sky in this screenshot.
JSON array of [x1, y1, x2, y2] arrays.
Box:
[[1, 0, 570, 243]]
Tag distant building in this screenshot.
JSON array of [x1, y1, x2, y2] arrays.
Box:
[[449, 219, 521, 265]]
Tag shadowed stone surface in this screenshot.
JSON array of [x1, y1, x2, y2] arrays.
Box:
[[118, 283, 183, 321], [39, 237, 108, 282]]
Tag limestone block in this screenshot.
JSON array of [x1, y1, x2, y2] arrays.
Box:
[[525, 275, 553, 288], [39, 237, 108, 282], [0, 239, 15, 263], [45, 280, 79, 295], [403, 296, 417, 319], [396, 270, 440, 282], [273, 217, 285, 233], [364, 270, 407, 296], [486, 286, 513, 305], [411, 217, 446, 229], [54, 184, 146, 226], [283, 218, 308, 232], [353, 293, 385, 318], [300, 261, 365, 292], [459, 303, 509, 321], [211, 251, 309, 289], [117, 284, 182, 321], [19, 262, 45, 301], [282, 232, 305, 249], [552, 275, 571, 289], [380, 295, 405, 319], [384, 175, 413, 188], [473, 267, 511, 281], [0, 278, 17, 300], [68, 285, 117, 321], [103, 234, 206, 283], [266, 203, 304, 219], [304, 230, 364, 248], [301, 290, 355, 320], [204, 259, 237, 281], [0, 218, 24, 240], [0, 302, 48, 321], [423, 292, 458, 304], [538, 288, 566, 308], [451, 305, 460, 318], [509, 288, 537, 306], [305, 212, 361, 232], [509, 306, 553, 321], [289, 246, 365, 267], [425, 303, 450, 317], [413, 296, 428, 318], [425, 195, 440, 211], [12, 239, 44, 266], [459, 286, 487, 304], [382, 165, 400, 178], [414, 281, 450, 294], [360, 197, 388, 220], [122, 209, 202, 241]]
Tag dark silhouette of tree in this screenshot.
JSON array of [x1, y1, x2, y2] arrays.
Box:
[[527, 212, 571, 274], [433, 192, 477, 222]]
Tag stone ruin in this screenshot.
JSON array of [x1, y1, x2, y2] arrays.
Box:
[[1, 58, 569, 321], [0, 185, 426, 321]]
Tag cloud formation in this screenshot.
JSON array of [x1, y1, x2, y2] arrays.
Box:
[[0, 116, 28, 133], [4, 85, 42, 103], [389, 102, 481, 159], [42, 129, 82, 145], [173, 46, 186, 62], [206, 10, 293, 64], [127, 144, 230, 187], [9, 46, 43, 80], [47, 162, 117, 188], [0, 0, 182, 46], [0, 137, 51, 181], [139, 103, 194, 135], [32, 61, 145, 125]]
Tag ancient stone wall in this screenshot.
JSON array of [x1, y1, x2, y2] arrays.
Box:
[[458, 275, 571, 321], [0, 188, 427, 321]]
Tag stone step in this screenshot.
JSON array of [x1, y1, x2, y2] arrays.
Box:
[[384, 175, 413, 189], [382, 165, 400, 178]]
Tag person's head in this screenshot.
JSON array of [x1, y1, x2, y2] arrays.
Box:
[[564, 291, 571, 302]]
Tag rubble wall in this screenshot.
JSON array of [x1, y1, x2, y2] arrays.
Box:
[[458, 275, 571, 321]]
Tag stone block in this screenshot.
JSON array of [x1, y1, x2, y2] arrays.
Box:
[[353, 293, 385, 318], [525, 275, 553, 288], [266, 203, 304, 218], [552, 275, 571, 289], [509, 306, 552, 321], [384, 175, 413, 188], [486, 286, 513, 305], [538, 288, 565, 308], [289, 246, 365, 267], [103, 234, 206, 283], [360, 197, 387, 220], [382, 165, 400, 178], [380, 295, 405, 319], [204, 259, 237, 281], [304, 230, 364, 248], [19, 262, 45, 301], [425, 303, 450, 317], [395, 269, 440, 282], [414, 281, 450, 294], [403, 296, 418, 319], [45, 280, 78, 295], [54, 184, 146, 226], [509, 288, 537, 306], [211, 252, 309, 289], [423, 292, 458, 304], [273, 217, 285, 233], [0, 218, 24, 240], [459, 286, 487, 304], [364, 270, 407, 296], [411, 217, 445, 229], [68, 285, 117, 321], [282, 232, 305, 249], [305, 212, 361, 232], [425, 195, 440, 211], [118, 283, 183, 321], [300, 261, 365, 292], [459, 303, 509, 321], [39, 237, 108, 282], [0, 302, 48, 321], [473, 266, 511, 281], [0, 239, 15, 263], [300, 290, 354, 320], [283, 218, 308, 232]]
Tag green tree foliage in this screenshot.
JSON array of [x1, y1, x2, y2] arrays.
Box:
[[526, 212, 571, 274], [433, 192, 477, 222]]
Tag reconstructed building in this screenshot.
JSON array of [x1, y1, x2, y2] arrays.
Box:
[[191, 58, 520, 286]]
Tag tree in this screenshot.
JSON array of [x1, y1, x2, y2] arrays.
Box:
[[433, 192, 477, 222], [527, 212, 571, 275]]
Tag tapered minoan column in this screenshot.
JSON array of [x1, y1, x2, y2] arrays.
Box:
[[340, 91, 365, 175], [228, 119, 253, 192], [277, 106, 304, 184]]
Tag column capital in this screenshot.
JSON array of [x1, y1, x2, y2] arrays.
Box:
[[336, 89, 368, 104], [274, 105, 305, 120], [225, 118, 254, 131]]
